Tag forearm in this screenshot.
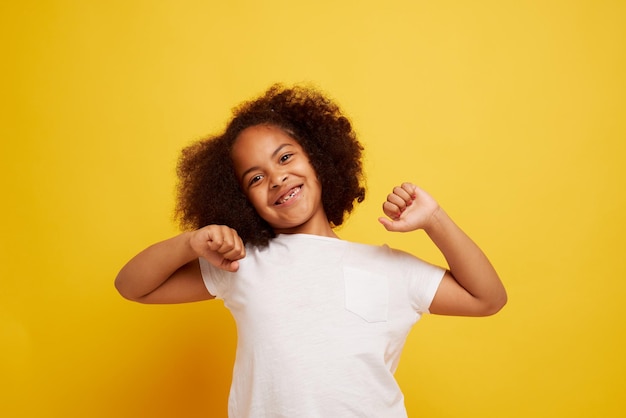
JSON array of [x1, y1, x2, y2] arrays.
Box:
[[115, 232, 197, 301], [425, 207, 507, 314]]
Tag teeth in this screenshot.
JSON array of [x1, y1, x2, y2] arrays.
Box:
[[278, 187, 300, 204]]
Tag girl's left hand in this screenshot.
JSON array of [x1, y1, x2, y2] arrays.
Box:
[[378, 183, 440, 233]]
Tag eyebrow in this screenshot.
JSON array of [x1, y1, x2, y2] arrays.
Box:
[[240, 143, 294, 181]]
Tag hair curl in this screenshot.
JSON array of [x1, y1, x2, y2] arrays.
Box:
[[175, 84, 366, 247]]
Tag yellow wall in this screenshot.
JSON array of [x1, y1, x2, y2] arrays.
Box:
[[1, 1, 624, 417]]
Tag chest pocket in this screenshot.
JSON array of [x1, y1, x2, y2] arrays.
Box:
[[344, 267, 389, 323]]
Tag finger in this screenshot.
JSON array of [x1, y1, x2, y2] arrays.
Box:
[[207, 226, 243, 257], [378, 216, 394, 230], [220, 259, 240, 272], [400, 182, 418, 197], [394, 185, 415, 204], [386, 192, 407, 209], [378, 216, 403, 232], [382, 201, 402, 220], [214, 231, 241, 256], [222, 236, 246, 261], [206, 231, 227, 252]]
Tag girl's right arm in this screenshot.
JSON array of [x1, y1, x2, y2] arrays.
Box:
[[114, 225, 246, 304]]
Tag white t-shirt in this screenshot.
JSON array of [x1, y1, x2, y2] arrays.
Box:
[[199, 233, 445, 418]]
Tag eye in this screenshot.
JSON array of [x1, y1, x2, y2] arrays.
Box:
[[248, 174, 264, 187], [279, 153, 293, 163]]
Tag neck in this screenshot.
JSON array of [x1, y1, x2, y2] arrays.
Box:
[[274, 224, 339, 239], [273, 211, 339, 238]]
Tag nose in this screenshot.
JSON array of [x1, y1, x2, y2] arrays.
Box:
[[270, 173, 288, 188]]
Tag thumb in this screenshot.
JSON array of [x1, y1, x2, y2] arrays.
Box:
[[378, 217, 397, 231], [219, 259, 240, 272]]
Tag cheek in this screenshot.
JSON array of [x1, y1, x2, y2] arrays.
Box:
[[246, 190, 266, 211]]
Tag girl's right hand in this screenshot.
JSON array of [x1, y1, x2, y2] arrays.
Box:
[[378, 183, 440, 233], [189, 225, 246, 272]]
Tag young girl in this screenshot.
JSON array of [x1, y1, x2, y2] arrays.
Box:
[[115, 84, 507, 417]]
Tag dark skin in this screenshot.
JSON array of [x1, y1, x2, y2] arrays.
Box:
[[116, 125, 507, 316], [174, 84, 365, 247]]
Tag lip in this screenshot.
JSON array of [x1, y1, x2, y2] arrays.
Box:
[[274, 185, 303, 206]]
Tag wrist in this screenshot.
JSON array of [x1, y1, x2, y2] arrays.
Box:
[[178, 230, 201, 261], [423, 206, 448, 236]]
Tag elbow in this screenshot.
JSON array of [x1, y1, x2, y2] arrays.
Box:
[[482, 290, 508, 316], [114, 279, 133, 302], [114, 274, 144, 303]]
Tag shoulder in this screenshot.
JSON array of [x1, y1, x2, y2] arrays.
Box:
[[343, 240, 444, 278], [343, 239, 406, 260]]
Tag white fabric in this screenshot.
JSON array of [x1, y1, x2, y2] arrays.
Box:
[[199, 233, 445, 418]]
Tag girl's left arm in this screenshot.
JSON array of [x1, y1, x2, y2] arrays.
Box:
[[379, 183, 507, 317]]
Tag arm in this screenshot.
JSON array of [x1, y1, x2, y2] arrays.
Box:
[[379, 183, 507, 317], [114, 225, 246, 304]]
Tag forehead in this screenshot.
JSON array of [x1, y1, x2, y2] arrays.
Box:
[[232, 125, 300, 162], [234, 124, 295, 145]]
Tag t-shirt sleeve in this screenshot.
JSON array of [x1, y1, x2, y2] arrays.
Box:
[[411, 261, 446, 314], [392, 248, 446, 314], [198, 257, 230, 299]]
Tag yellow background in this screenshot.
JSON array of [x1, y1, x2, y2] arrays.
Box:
[[1, 1, 625, 417]]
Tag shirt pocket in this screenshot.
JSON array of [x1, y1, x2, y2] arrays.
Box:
[[343, 267, 389, 323]]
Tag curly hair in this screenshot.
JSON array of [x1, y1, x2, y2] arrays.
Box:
[[175, 84, 366, 247]]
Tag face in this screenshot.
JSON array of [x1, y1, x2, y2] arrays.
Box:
[[231, 124, 335, 237]]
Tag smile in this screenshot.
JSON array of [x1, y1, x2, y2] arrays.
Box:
[[275, 186, 302, 205]]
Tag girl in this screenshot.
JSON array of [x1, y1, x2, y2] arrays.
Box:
[[115, 84, 507, 417]]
